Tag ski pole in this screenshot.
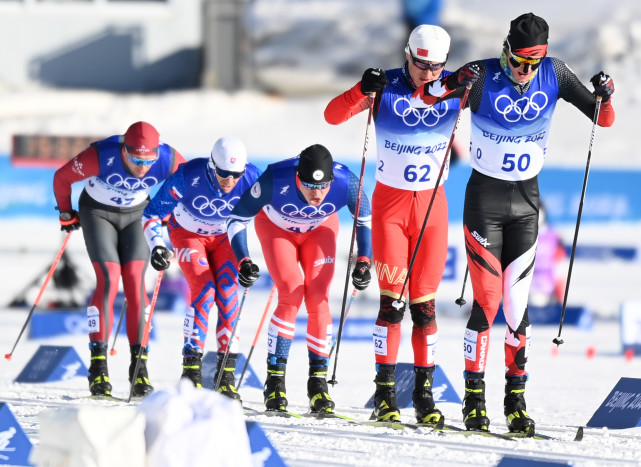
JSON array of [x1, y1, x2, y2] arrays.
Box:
[[5, 231, 74, 361], [329, 93, 375, 386], [329, 288, 357, 359], [238, 284, 276, 388], [455, 266, 469, 306], [128, 270, 164, 402], [392, 85, 472, 310], [553, 95, 603, 346], [215, 286, 250, 391], [109, 300, 127, 356]]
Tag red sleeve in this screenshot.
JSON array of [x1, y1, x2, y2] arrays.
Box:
[[170, 149, 187, 174], [597, 98, 615, 127], [324, 83, 372, 125], [53, 147, 100, 212]]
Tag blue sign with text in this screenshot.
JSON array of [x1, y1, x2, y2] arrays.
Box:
[[29, 310, 157, 341], [587, 377, 641, 429], [2, 154, 641, 224], [14, 345, 87, 384], [365, 363, 461, 408]]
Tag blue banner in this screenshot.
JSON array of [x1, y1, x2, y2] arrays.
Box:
[[364, 363, 462, 408], [2, 154, 640, 224], [14, 345, 87, 383], [587, 377, 641, 429], [335, 160, 641, 225], [0, 156, 62, 218]]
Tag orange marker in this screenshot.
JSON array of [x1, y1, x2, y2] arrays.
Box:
[[586, 346, 596, 359]]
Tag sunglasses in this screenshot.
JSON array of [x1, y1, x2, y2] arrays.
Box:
[[408, 47, 445, 71], [300, 179, 332, 190], [505, 40, 544, 70], [215, 167, 245, 179], [126, 150, 158, 167]]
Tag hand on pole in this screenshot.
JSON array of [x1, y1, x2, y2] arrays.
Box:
[[150, 246, 172, 271], [59, 210, 81, 232], [590, 72, 614, 101], [457, 64, 481, 87], [351, 258, 371, 291], [238, 259, 260, 288], [360, 68, 388, 95]]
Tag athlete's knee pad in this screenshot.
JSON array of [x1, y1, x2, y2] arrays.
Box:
[[410, 299, 436, 327], [377, 295, 405, 324], [467, 301, 491, 332]]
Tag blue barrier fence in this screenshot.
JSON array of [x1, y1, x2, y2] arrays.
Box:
[[2, 154, 640, 225]]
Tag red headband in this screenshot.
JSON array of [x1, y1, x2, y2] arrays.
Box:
[[512, 44, 548, 57]]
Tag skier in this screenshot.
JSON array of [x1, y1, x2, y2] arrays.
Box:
[[324, 25, 477, 424], [226, 144, 372, 414], [414, 13, 615, 434], [141, 136, 261, 400], [53, 121, 187, 397]]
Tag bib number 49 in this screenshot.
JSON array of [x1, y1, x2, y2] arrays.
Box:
[[501, 153, 531, 172]]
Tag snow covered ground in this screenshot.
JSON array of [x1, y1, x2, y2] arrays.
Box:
[[2, 294, 641, 466], [1, 1, 641, 465]]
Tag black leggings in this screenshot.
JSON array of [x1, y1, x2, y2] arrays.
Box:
[[78, 190, 150, 345], [462, 170, 539, 376]]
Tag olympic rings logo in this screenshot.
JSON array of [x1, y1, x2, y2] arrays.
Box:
[[494, 91, 548, 123], [191, 195, 239, 217], [281, 203, 336, 218], [106, 174, 158, 190], [394, 97, 449, 127]]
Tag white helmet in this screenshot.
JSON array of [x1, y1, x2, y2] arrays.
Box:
[[209, 136, 247, 173], [404, 25, 451, 63]]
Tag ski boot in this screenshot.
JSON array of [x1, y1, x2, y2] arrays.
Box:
[[181, 348, 203, 388], [462, 372, 490, 431], [373, 364, 401, 422], [264, 358, 288, 411], [307, 361, 335, 413], [214, 352, 241, 401], [88, 341, 112, 396], [504, 375, 535, 435], [413, 366, 444, 427], [129, 345, 154, 397]]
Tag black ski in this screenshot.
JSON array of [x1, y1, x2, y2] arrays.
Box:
[[352, 420, 419, 431], [574, 426, 584, 442], [260, 409, 302, 419], [83, 394, 131, 403], [426, 423, 515, 441], [502, 431, 557, 441], [242, 406, 262, 416], [303, 411, 359, 422]]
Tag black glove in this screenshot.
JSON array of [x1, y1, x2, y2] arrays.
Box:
[[59, 210, 81, 232], [590, 71, 614, 102], [360, 68, 388, 95], [457, 64, 481, 87], [150, 246, 172, 271], [351, 260, 371, 291], [238, 259, 260, 288]]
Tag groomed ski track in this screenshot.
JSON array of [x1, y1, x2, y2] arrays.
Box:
[[243, 401, 639, 467]]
